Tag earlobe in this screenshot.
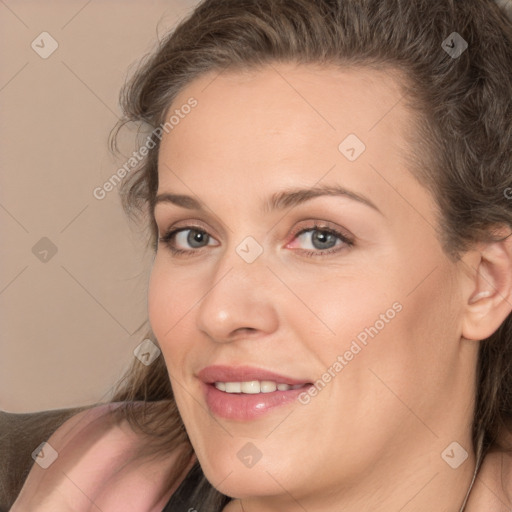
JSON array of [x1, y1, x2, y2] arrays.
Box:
[[461, 229, 512, 341]]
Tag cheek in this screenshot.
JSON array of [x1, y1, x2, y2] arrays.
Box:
[[310, 248, 461, 395], [147, 259, 197, 364], [343, 259, 462, 409], [147, 260, 171, 339], [299, 264, 404, 354]]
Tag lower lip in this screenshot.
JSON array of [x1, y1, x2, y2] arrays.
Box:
[[202, 382, 312, 421]]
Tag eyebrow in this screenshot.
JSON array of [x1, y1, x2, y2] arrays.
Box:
[[154, 184, 382, 215]]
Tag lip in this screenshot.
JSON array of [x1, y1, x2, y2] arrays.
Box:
[[197, 365, 311, 386], [197, 365, 313, 421]]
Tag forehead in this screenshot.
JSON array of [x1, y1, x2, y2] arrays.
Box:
[[157, 63, 419, 199], [162, 62, 411, 143]]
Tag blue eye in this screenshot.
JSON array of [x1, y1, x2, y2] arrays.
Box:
[[158, 227, 218, 254], [158, 223, 354, 257], [176, 229, 211, 249], [290, 225, 354, 256], [296, 229, 340, 250]]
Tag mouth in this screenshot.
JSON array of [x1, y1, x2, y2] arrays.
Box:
[[197, 364, 312, 387], [197, 365, 314, 421], [212, 380, 308, 393], [202, 382, 313, 421]]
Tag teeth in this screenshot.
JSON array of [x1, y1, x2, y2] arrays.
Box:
[[260, 381, 277, 393], [214, 381, 304, 394], [215, 381, 226, 391], [225, 382, 241, 393], [241, 381, 261, 394]]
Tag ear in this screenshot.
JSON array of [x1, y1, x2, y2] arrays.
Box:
[[461, 228, 512, 341]]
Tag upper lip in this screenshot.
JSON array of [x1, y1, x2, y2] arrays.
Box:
[[197, 365, 312, 386]]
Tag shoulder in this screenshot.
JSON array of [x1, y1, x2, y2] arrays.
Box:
[[10, 402, 127, 510], [11, 401, 194, 512]]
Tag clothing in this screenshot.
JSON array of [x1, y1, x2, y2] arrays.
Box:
[[161, 462, 232, 512], [161, 462, 205, 511]]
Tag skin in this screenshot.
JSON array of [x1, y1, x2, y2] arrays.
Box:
[[149, 62, 512, 511]]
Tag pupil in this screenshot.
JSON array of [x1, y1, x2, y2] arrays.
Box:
[[312, 230, 335, 249], [188, 230, 208, 248]]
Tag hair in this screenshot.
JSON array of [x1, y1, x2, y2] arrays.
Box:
[[107, 0, 512, 509]]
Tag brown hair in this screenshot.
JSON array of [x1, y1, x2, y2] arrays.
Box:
[[108, 0, 512, 509]]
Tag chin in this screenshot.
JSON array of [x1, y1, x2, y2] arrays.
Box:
[[200, 454, 289, 498]]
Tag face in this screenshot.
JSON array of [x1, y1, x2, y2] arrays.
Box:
[[149, 63, 474, 505]]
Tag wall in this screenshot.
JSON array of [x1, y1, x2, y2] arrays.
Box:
[[0, 0, 200, 413]]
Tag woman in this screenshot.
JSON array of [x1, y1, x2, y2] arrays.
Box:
[[11, 0, 512, 510]]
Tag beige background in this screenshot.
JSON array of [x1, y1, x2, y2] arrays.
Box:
[[0, 0, 200, 413]]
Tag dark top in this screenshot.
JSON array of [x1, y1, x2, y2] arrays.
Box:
[[161, 462, 205, 511], [160, 461, 231, 512]]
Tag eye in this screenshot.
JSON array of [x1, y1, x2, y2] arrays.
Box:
[[158, 223, 354, 257], [158, 227, 218, 255], [287, 224, 354, 256], [297, 229, 339, 250]]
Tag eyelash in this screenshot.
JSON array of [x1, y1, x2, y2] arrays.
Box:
[[158, 223, 354, 258]]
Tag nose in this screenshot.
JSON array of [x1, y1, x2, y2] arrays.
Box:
[[195, 249, 279, 343]]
